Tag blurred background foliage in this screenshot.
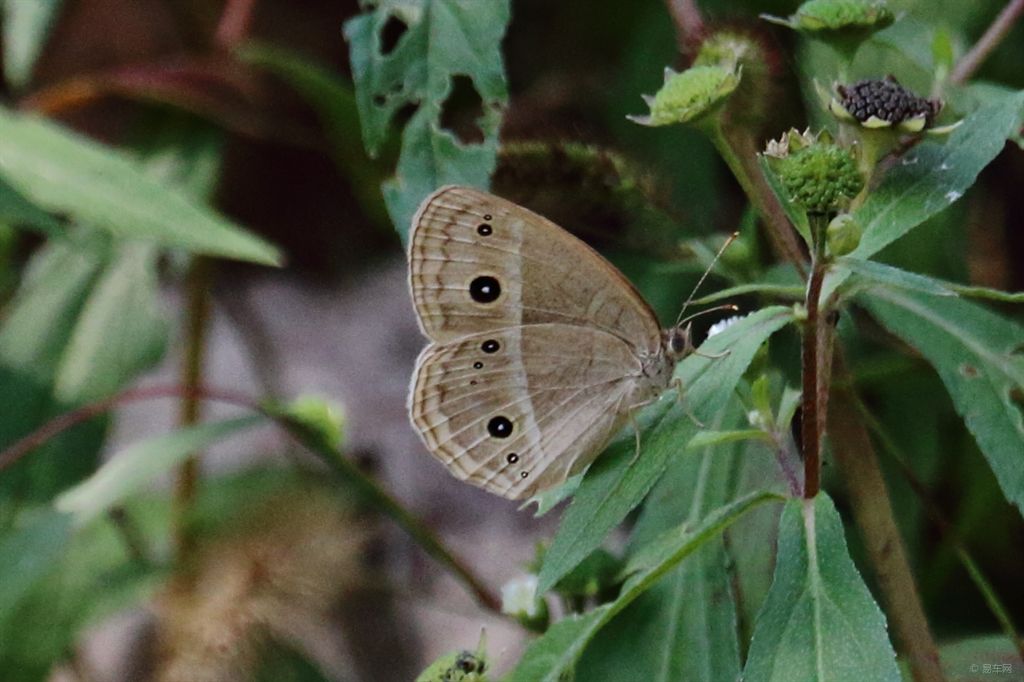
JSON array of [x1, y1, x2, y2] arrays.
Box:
[[0, 0, 1022, 680]]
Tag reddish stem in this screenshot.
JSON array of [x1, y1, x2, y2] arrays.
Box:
[[0, 385, 254, 473], [215, 0, 258, 49], [950, 0, 1024, 84]]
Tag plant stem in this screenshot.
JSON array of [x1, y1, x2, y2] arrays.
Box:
[[173, 256, 213, 561], [710, 123, 808, 274], [950, 0, 1024, 84], [274, 415, 505, 615], [0, 383, 504, 616], [800, 215, 830, 498], [854, 397, 1024, 662], [829, 354, 945, 682], [0, 385, 253, 473], [664, 0, 706, 53], [215, 0, 258, 49]]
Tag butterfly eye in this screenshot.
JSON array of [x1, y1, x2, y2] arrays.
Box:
[[487, 416, 513, 438], [469, 276, 501, 303]]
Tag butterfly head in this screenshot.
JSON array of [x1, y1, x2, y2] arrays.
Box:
[[664, 324, 695, 362]]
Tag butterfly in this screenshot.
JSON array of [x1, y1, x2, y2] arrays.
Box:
[[407, 186, 711, 500]]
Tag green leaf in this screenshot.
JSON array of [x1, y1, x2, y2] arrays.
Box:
[[687, 428, 769, 449], [576, 405, 745, 682], [0, 233, 110, 501], [743, 493, 900, 682], [53, 242, 167, 403], [691, 282, 805, 305], [0, 177, 63, 234], [237, 41, 392, 228], [0, 107, 281, 264], [56, 416, 263, 525], [2, 0, 65, 89], [859, 288, 1024, 516], [0, 508, 72, 619], [537, 306, 793, 595], [851, 90, 1024, 260], [839, 256, 1024, 303], [505, 490, 780, 682], [344, 0, 510, 236], [758, 154, 812, 246]]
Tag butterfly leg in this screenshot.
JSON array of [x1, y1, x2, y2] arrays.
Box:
[[671, 377, 705, 428]]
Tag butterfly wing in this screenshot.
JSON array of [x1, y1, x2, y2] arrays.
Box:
[[409, 185, 663, 354], [410, 324, 644, 499]]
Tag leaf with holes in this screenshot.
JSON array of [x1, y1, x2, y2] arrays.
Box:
[[743, 494, 901, 682], [505, 490, 780, 682], [344, 0, 510, 237], [537, 306, 794, 595], [859, 288, 1024, 516]]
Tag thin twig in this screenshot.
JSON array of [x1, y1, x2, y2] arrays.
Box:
[[950, 0, 1024, 84], [173, 257, 213, 561], [854, 397, 1024, 663], [664, 0, 706, 53], [215, 0, 259, 49], [829, 353, 945, 682], [0, 383, 503, 616], [800, 217, 828, 498], [0, 385, 252, 473]]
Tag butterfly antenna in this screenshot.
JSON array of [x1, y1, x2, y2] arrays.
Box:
[[674, 231, 740, 328], [679, 303, 740, 326]]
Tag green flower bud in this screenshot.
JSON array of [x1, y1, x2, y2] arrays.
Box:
[[629, 65, 741, 127], [829, 76, 941, 132], [765, 130, 863, 214], [415, 650, 488, 682], [275, 395, 345, 449], [826, 213, 863, 255], [763, 0, 893, 36]]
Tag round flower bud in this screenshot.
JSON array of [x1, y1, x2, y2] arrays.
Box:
[[773, 140, 863, 214], [501, 574, 550, 632], [629, 65, 741, 127], [826, 213, 863, 256], [830, 76, 941, 132]]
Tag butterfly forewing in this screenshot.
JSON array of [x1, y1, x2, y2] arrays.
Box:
[[409, 186, 663, 353]]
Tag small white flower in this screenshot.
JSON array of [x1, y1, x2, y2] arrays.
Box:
[[707, 315, 745, 339], [501, 574, 542, 618]]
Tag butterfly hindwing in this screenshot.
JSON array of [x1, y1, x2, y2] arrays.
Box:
[[410, 324, 643, 499]]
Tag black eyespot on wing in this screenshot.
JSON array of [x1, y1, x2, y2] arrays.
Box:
[[473, 361, 483, 369], [469, 276, 500, 303], [520, 470, 529, 479], [487, 416, 513, 438], [481, 339, 500, 353], [506, 452, 519, 464], [483, 213, 493, 221], [477, 223, 493, 236]]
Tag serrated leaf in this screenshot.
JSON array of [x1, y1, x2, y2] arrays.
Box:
[[839, 256, 1024, 303], [0, 107, 281, 264], [56, 416, 263, 525], [859, 288, 1024, 516], [506, 490, 779, 682], [344, 0, 510, 236], [2, 0, 65, 89], [537, 306, 793, 595], [853, 90, 1023, 259], [576, 405, 745, 682], [743, 493, 900, 682]]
